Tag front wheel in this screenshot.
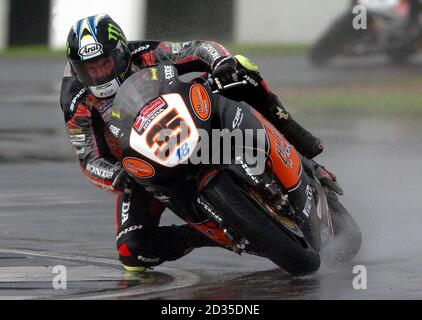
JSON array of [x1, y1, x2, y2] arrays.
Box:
[[204, 171, 321, 276], [321, 192, 362, 267]]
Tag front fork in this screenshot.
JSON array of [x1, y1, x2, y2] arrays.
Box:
[[312, 181, 335, 245]]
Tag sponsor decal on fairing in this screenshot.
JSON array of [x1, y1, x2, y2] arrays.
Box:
[[197, 198, 223, 224], [122, 157, 155, 179], [190, 84, 211, 121], [236, 156, 260, 184], [134, 97, 167, 135], [303, 185, 314, 218], [232, 107, 244, 129]]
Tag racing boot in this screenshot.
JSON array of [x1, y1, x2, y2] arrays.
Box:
[[123, 265, 147, 273], [118, 223, 223, 273], [302, 158, 343, 195], [263, 92, 324, 159]]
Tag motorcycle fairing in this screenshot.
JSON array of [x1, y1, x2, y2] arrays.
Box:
[[251, 109, 302, 192], [129, 93, 200, 167]]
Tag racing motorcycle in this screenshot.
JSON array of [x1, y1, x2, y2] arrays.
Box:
[[310, 0, 420, 65], [109, 62, 361, 276]]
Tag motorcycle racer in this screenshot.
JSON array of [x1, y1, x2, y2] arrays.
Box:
[[60, 14, 324, 271], [391, 0, 422, 54]]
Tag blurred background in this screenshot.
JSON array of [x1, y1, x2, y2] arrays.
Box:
[[1, 0, 422, 299], [0, 0, 349, 49]]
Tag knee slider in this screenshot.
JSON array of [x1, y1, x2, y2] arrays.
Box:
[[118, 236, 163, 268]]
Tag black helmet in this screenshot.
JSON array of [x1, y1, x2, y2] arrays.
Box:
[[66, 14, 130, 98]]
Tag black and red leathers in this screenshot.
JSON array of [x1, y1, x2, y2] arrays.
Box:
[[60, 40, 234, 268]]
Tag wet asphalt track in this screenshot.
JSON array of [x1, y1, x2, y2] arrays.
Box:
[[1, 53, 422, 299]]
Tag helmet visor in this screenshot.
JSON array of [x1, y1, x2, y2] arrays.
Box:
[[70, 43, 129, 87]]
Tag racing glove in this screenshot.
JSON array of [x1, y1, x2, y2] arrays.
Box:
[[211, 56, 239, 86], [111, 164, 134, 192]]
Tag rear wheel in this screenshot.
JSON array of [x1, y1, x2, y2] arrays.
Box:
[[204, 171, 320, 276]]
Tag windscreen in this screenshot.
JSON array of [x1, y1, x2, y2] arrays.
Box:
[[110, 67, 161, 132]]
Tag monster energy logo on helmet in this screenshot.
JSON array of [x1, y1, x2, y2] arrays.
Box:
[[108, 23, 127, 45], [66, 41, 71, 57]]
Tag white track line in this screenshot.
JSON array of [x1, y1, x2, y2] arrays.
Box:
[[0, 249, 200, 300]]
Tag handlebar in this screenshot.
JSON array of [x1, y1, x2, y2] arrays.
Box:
[[205, 71, 248, 94]]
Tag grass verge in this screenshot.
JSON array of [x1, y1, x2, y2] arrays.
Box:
[[280, 83, 422, 114], [0, 46, 65, 57], [224, 43, 310, 55]]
